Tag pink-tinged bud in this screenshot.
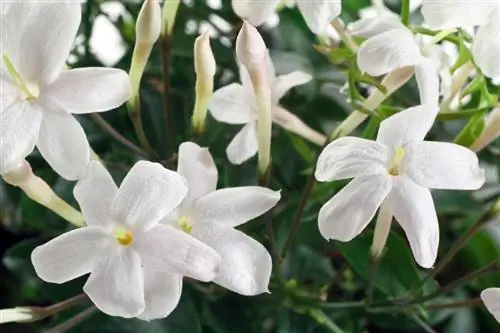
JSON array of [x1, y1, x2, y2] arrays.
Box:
[[136, 0, 162, 44], [236, 22, 267, 75]]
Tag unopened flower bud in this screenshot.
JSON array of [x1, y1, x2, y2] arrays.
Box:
[[162, 0, 181, 35], [192, 32, 216, 134], [0, 307, 39, 324], [470, 107, 500, 153], [236, 22, 267, 76], [136, 0, 162, 44]]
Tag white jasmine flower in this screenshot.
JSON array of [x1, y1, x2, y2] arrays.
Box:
[[482, 288, 500, 323], [31, 161, 221, 319], [315, 105, 484, 268], [1, 2, 131, 180], [354, 21, 440, 107], [231, 0, 341, 34], [163, 142, 281, 295], [208, 53, 313, 164], [421, 0, 500, 79]]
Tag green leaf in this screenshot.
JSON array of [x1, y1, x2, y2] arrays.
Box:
[[453, 112, 486, 147]]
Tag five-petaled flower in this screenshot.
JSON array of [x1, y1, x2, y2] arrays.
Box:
[[162, 142, 281, 295], [31, 161, 221, 320], [315, 105, 485, 268], [1, 2, 131, 180]]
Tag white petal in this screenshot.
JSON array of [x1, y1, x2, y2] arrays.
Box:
[[296, 0, 342, 35], [36, 109, 90, 180], [272, 71, 312, 102], [357, 28, 424, 77], [31, 227, 110, 284], [376, 105, 438, 151], [414, 58, 440, 107], [349, 14, 405, 39], [137, 270, 182, 321], [135, 224, 221, 282], [74, 161, 118, 228], [44, 68, 131, 113], [226, 122, 258, 165], [0, 3, 33, 66], [194, 186, 280, 228], [84, 248, 145, 318], [208, 83, 256, 124], [421, 0, 495, 29], [318, 174, 392, 241], [481, 288, 500, 323], [231, 0, 280, 26], [404, 141, 485, 190], [0, 100, 42, 174], [315, 137, 388, 182], [472, 10, 500, 79], [111, 161, 187, 230], [177, 142, 218, 207], [192, 224, 271, 296], [18, 3, 81, 83], [387, 176, 438, 268]]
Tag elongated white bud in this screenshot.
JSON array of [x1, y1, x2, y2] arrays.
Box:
[[3, 161, 84, 227], [236, 22, 272, 176], [0, 307, 37, 324], [192, 32, 216, 134], [470, 107, 500, 152], [162, 0, 181, 35]]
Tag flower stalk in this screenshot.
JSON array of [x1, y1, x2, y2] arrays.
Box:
[[273, 106, 327, 145], [3, 162, 84, 227]]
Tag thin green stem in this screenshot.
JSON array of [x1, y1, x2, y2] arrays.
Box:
[[400, 0, 410, 26], [44, 306, 97, 333], [126, 97, 153, 154], [366, 256, 381, 308], [409, 314, 438, 333], [426, 297, 482, 310]]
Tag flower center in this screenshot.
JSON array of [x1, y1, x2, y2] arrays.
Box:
[[2, 54, 39, 101], [177, 216, 192, 234], [114, 227, 134, 246], [388, 146, 406, 176]]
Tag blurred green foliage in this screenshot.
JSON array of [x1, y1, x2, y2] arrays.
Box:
[[2, 0, 500, 332]]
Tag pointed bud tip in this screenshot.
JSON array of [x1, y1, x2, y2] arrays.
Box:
[[136, 0, 162, 43], [194, 31, 216, 77], [236, 21, 267, 73]]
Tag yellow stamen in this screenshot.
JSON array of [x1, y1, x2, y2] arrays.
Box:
[[2, 54, 36, 100], [388, 147, 406, 176], [177, 216, 192, 234], [115, 227, 134, 246]]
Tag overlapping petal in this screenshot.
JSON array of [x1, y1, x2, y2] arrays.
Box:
[[74, 161, 118, 228], [421, 0, 495, 30], [296, 0, 342, 34], [44, 68, 131, 113], [231, 0, 280, 26], [272, 71, 312, 103], [226, 122, 258, 165], [318, 174, 392, 241], [315, 137, 388, 182], [84, 249, 145, 318], [31, 227, 110, 284], [472, 9, 500, 79], [387, 176, 438, 268], [404, 141, 485, 190], [192, 224, 272, 295], [414, 58, 440, 107], [349, 14, 404, 39], [208, 83, 256, 124], [194, 186, 280, 228], [111, 162, 187, 230]]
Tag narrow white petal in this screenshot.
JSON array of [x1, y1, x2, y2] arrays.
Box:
[[177, 142, 218, 207], [36, 109, 90, 181], [421, 0, 495, 29], [387, 176, 438, 268], [226, 122, 258, 165], [208, 83, 256, 124], [357, 29, 424, 77], [135, 224, 221, 282], [296, 0, 342, 34], [404, 141, 485, 190], [272, 71, 312, 103], [74, 161, 118, 228], [111, 161, 187, 230], [481, 288, 500, 323], [18, 3, 81, 83], [31, 227, 110, 284], [349, 14, 404, 39], [472, 10, 500, 79], [231, 0, 280, 26], [194, 186, 281, 228], [376, 105, 438, 151], [84, 248, 145, 318], [192, 224, 271, 296], [315, 137, 388, 182], [0, 100, 42, 174], [137, 270, 182, 321], [414, 58, 440, 107], [44, 68, 131, 113], [1, 3, 33, 65], [318, 174, 392, 241]]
